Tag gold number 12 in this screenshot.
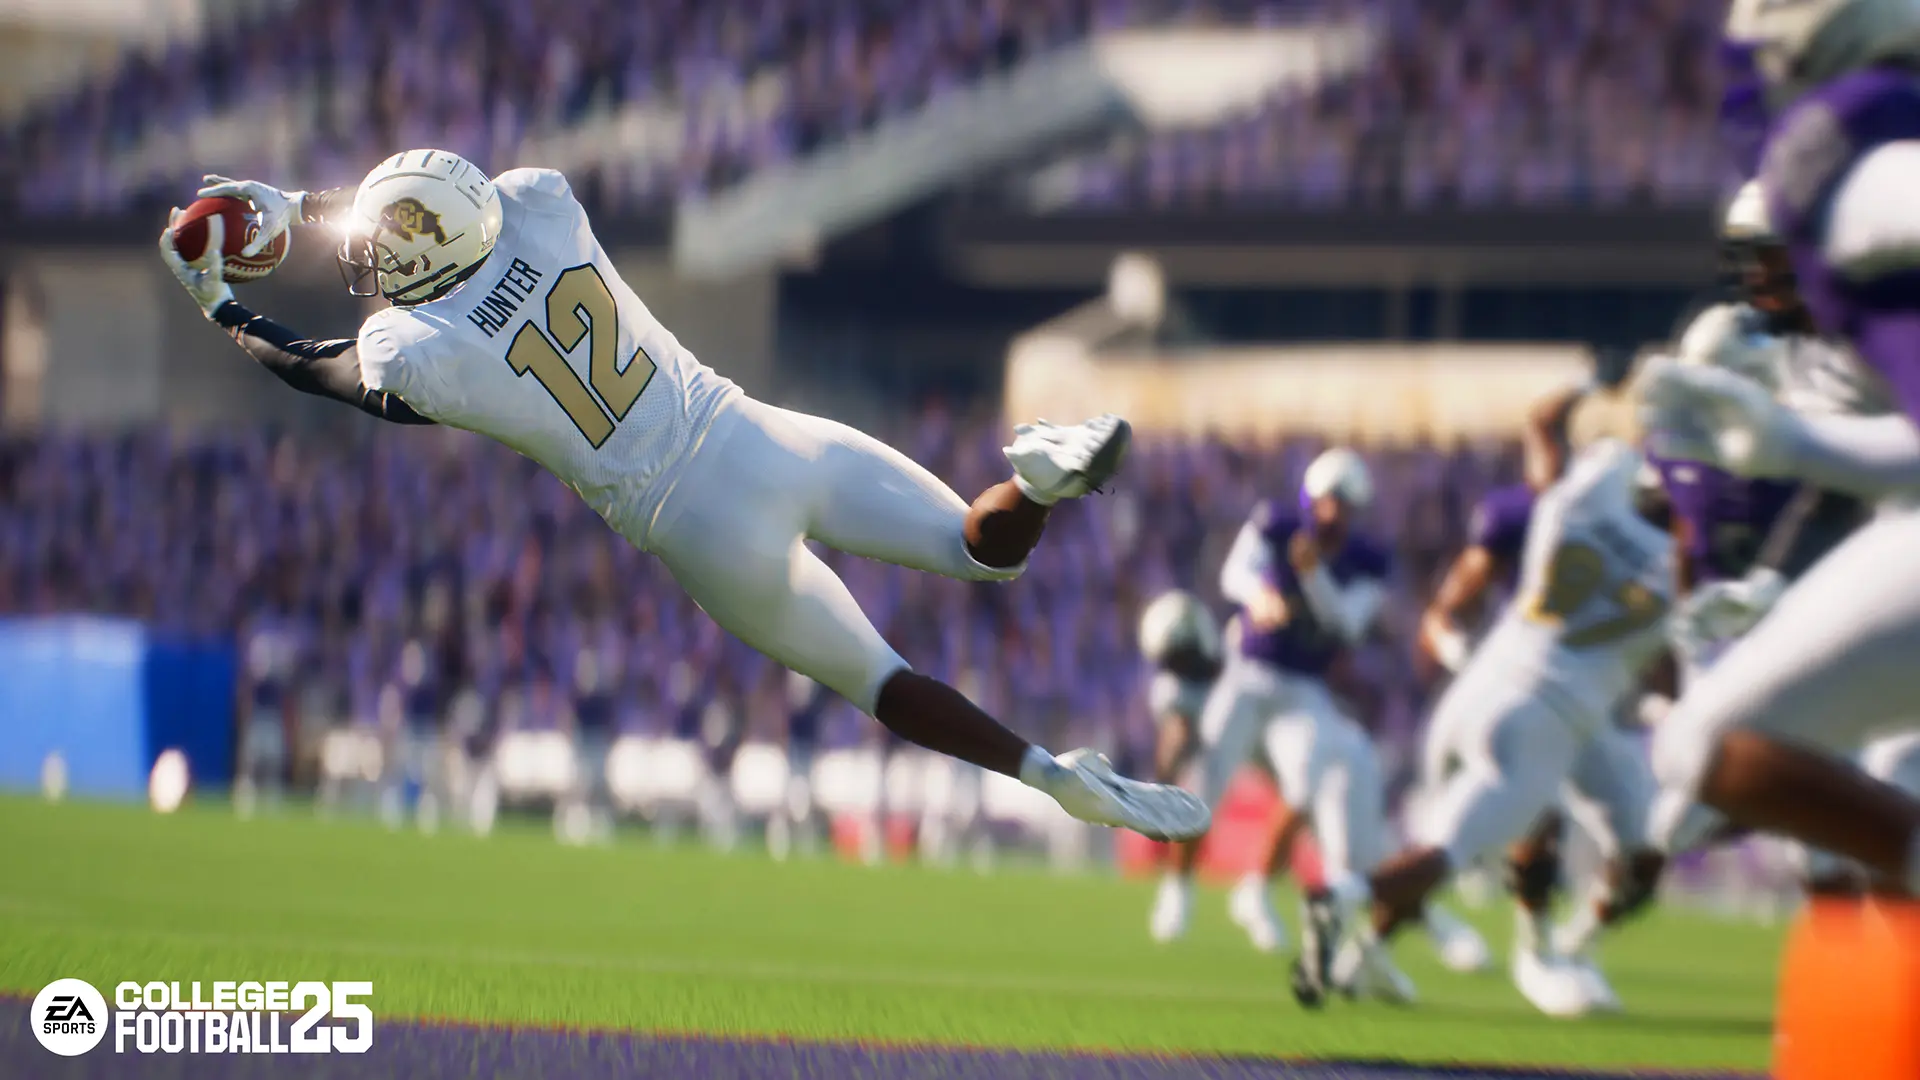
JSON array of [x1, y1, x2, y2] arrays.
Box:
[[505, 264, 657, 448]]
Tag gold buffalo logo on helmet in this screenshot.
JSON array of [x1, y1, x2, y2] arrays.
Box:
[[381, 197, 448, 245]]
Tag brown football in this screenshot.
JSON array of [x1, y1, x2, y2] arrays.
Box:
[[170, 195, 289, 283]]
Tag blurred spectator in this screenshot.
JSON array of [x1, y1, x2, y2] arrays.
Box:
[[7, 0, 1726, 216]]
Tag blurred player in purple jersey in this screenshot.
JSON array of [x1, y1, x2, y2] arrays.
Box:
[[1157, 450, 1397, 972]]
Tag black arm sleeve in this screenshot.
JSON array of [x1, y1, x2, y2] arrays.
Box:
[[211, 301, 434, 425], [299, 188, 354, 226], [1756, 483, 1871, 581]]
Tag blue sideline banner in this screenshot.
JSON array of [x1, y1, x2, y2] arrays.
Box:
[[0, 617, 235, 798]]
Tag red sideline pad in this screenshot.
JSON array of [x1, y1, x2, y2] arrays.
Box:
[[1114, 769, 1324, 886], [822, 768, 1322, 882]]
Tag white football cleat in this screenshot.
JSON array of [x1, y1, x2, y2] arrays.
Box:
[[1228, 875, 1288, 953], [1333, 936, 1418, 1005], [1512, 947, 1597, 1018], [1004, 415, 1133, 505], [1425, 903, 1493, 974], [1562, 949, 1623, 1014], [1046, 749, 1210, 842], [1150, 875, 1192, 943]]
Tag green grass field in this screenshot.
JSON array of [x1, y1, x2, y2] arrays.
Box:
[[0, 795, 1780, 1072]]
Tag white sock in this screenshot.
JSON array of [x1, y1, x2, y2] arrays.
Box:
[[1018, 745, 1064, 790], [1515, 905, 1550, 956], [1556, 898, 1603, 957], [1010, 472, 1059, 506]]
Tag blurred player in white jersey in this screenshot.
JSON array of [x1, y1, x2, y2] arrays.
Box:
[[1416, 381, 1667, 1014], [1163, 450, 1399, 967], [1135, 590, 1278, 944], [1647, 178, 1920, 895], [157, 150, 1209, 848], [1631, 0, 1920, 896], [1295, 440, 1675, 1016]]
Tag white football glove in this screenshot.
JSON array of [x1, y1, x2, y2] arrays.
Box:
[[159, 209, 233, 317], [1669, 566, 1786, 659], [1639, 356, 1795, 478], [196, 175, 308, 257], [1674, 302, 1784, 390]]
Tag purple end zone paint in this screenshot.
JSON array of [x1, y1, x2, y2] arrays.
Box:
[[1, 1001, 1765, 1080]]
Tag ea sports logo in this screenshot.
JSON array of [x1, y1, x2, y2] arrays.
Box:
[[31, 978, 108, 1056]]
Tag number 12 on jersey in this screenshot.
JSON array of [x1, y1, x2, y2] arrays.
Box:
[[1524, 541, 1668, 648], [504, 263, 657, 448]]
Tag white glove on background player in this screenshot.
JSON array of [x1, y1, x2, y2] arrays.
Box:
[[1639, 356, 1795, 479], [197, 174, 307, 256], [158, 210, 233, 317], [1670, 566, 1787, 661]]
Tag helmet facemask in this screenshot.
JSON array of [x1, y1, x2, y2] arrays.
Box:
[[338, 197, 491, 307]]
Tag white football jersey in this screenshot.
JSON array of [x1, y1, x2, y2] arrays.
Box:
[[1777, 333, 1895, 418], [356, 168, 738, 548], [1472, 441, 1675, 731]]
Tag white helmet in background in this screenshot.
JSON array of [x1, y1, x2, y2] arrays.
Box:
[[1722, 179, 1775, 243], [341, 149, 504, 306], [1302, 447, 1374, 509], [1137, 590, 1221, 664], [1725, 0, 1920, 96]]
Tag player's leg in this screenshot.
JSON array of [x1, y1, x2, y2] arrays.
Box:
[[1549, 727, 1662, 1011], [1504, 810, 1565, 958], [747, 401, 1126, 580], [1649, 510, 1920, 889], [1850, 732, 1920, 894], [1153, 712, 1197, 786], [1151, 663, 1277, 940], [1311, 717, 1431, 1002], [1293, 687, 1579, 1008], [650, 421, 1205, 842], [1231, 786, 1307, 951], [1557, 729, 1663, 944]]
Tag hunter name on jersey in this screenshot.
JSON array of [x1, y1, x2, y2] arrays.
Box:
[[464, 257, 546, 339]]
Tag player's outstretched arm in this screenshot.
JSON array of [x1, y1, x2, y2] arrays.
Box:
[[1419, 545, 1493, 673], [1521, 382, 1591, 492], [159, 213, 433, 426], [210, 303, 433, 425]]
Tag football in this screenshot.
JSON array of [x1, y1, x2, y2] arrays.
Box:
[[170, 195, 289, 283]]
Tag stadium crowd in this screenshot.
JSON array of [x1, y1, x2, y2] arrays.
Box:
[[0, 408, 1522, 789], [6, 0, 1724, 217], [1021, 0, 1729, 209]]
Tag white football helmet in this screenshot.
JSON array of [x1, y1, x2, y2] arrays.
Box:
[[1722, 179, 1775, 243], [1725, 0, 1920, 95], [340, 149, 504, 306], [1302, 447, 1374, 509], [1137, 590, 1222, 664]]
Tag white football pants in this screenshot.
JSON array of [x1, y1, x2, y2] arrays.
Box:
[[1650, 507, 1920, 851], [1417, 675, 1651, 862], [1196, 658, 1388, 879], [646, 395, 1019, 715], [1414, 657, 1633, 867]]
